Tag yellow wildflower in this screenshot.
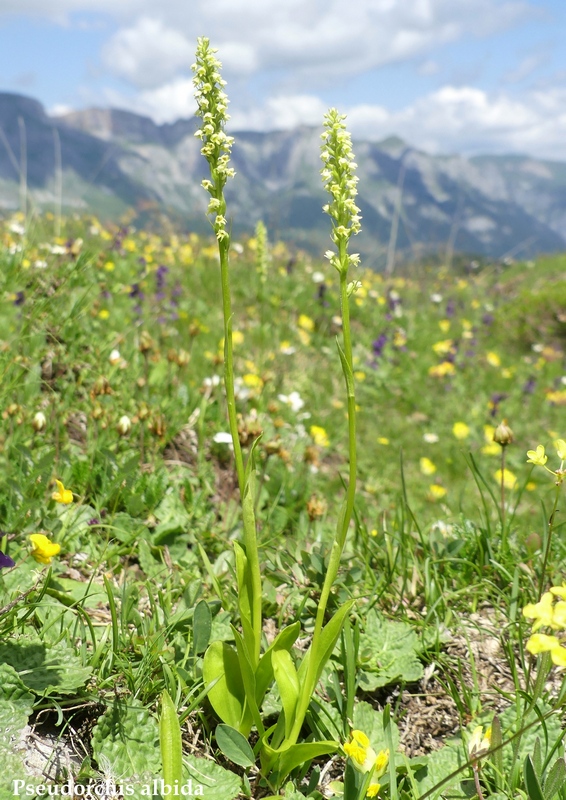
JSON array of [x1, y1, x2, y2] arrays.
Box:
[[343, 730, 377, 773], [428, 361, 455, 378], [374, 749, 389, 774], [486, 351, 501, 367], [523, 592, 555, 630], [310, 425, 329, 448], [377, 437, 389, 445], [438, 319, 450, 332], [432, 339, 453, 356], [367, 784, 381, 798], [555, 439, 566, 461], [298, 314, 315, 332], [420, 457, 436, 475], [526, 632, 566, 665], [452, 422, 470, 440], [494, 468, 517, 490], [242, 374, 264, 389], [428, 484, 447, 500], [468, 725, 491, 757], [29, 534, 61, 565], [98, 309, 110, 320], [52, 480, 73, 504], [527, 445, 547, 466]]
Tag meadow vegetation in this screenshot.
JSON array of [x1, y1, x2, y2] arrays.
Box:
[[0, 38, 566, 800]]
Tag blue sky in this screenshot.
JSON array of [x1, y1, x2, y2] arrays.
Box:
[[1, 0, 566, 158]]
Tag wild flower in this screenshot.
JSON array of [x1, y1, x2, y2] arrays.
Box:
[[117, 416, 132, 436], [51, 480, 73, 504], [494, 468, 517, 490], [29, 533, 61, 565], [213, 431, 233, 445], [428, 484, 447, 500], [420, 457, 436, 475], [453, 422, 470, 440], [298, 314, 315, 332], [468, 726, 491, 757], [429, 361, 456, 378], [423, 433, 439, 444], [310, 425, 329, 448], [32, 412, 47, 432], [527, 440, 565, 483], [0, 550, 15, 569], [278, 391, 305, 412]]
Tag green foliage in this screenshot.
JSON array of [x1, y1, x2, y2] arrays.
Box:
[[91, 698, 161, 780], [358, 610, 424, 690]]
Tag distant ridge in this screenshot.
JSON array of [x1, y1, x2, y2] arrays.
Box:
[[1, 91, 565, 266]]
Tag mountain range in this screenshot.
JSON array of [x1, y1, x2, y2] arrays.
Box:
[[1, 91, 566, 267]]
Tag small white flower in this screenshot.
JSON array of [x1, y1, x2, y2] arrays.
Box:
[[9, 222, 25, 235], [312, 271, 325, 284], [280, 344, 296, 356], [109, 349, 121, 366], [231, 242, 244, 254], [423, 433, 439, 444], [50, 244, 67, 255], [203, 375, 221, 387], [34, 259, 48, 269], [213, 431, 233, 445], [117, 415, 132, 436], [430, 293, 443, 303], [32, 411, 47, 432], [278, 391, 305, 413]]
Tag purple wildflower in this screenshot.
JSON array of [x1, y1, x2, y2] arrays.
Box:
[[13, 291, 25, 306], [372, 333, 388, 357], [523, 377, 536, 394], [482, 313, 494, 326], [0, 550, 15, 569], [445, 299, 455, 318]]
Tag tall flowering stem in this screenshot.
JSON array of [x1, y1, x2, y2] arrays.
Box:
[[192, 39, 262, 659], [287, 110, 361, 745]]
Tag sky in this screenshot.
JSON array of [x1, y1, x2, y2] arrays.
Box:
[[2, 0, 566, 159]]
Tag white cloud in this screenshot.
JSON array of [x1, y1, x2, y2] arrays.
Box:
[[101, 17, 191, 89], [101, 77, 197, 122], [1, 0, 531, 84], [226, 85, 566, 160]]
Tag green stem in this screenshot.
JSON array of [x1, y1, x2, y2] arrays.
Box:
[[285, 255, 357, 747], [216, 193, 262, 662], [500, 447, 506, 552], [537, 485, 561, 600]]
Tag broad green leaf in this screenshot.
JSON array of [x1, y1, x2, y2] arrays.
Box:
[[275, 741, 340, 786], [358, 610, 423, 689], [215, 724, 255, 767], [0, 634, 91, 695], [412, 742, 468, 799], [298, 599, 355, 699], [160, 690, 183, 791], [256, 621, 301, 704], [273, 649, 299, 739], [232, 627, 264, 734], [0, 664, 34, 796], [524, 755, 545, 800], [202, 641, 252, 736], [91, 698, 161, 798], [193, 599, 212, 655], [543, 757, 566, 799], [183, 752, 241, 799], [352, 702, 399, 754]]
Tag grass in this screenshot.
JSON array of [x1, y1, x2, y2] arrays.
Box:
[[0, 207, 565, 799]]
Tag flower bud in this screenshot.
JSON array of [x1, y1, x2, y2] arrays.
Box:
[[32, 411, 47, 432], [493, 420, 514, 446], [139, 330, 154, 353], [117, 415, 132, 436]]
